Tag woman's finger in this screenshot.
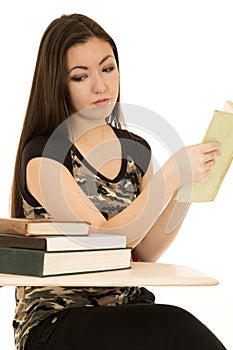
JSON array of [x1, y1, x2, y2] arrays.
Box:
[[201, 142, 221, 153], [204, 159, 216, 169], [203, 150, 221, 163]]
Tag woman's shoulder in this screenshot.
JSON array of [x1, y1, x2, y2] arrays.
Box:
[[22, 136, 49, 159], [22, 136, 73, 166], [112, 126, 151, 151]]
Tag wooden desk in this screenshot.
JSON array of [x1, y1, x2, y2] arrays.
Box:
[[0, 262, 219, 287]]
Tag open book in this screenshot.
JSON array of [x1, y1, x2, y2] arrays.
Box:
[[178, 101, 233, 202]]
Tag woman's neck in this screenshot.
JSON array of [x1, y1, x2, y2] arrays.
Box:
[[68, 106, 112, 142], [68, 115, 107, 143]]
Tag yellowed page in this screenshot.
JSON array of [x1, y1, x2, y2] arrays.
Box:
[[178, 109, 233, 202]]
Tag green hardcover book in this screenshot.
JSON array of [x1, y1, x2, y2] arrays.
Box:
[[0, 247, 131, 277], [178, 109, 233, 202]]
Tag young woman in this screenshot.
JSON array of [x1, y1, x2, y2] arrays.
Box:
[[11, 13, 226, 350]]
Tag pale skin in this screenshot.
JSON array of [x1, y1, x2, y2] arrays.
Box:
[[26, 37, 221, 261]]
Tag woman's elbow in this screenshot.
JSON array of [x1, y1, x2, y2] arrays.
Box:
[[133, 245, 160, 263]]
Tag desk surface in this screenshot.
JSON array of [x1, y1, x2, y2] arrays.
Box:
[[0, 262, 219, 287]]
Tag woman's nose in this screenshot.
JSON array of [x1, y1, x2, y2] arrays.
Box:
[[92, 73, 106, 94]]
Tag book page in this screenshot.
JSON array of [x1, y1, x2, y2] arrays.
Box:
[[178, 108, 233, 202]]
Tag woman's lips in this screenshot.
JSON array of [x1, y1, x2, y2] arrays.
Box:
[[93, 98, 110, 106]]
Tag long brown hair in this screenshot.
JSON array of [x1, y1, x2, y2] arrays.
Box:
[[11, 13, 121, 218]]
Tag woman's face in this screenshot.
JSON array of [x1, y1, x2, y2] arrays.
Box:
[[66, 37, 119, 116]]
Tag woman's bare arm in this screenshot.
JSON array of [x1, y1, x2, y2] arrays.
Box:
[[134, 191, 191, 261], [133, 142, 221, 260], [26, 142, 220, 246], [26, 155, 176, 244]]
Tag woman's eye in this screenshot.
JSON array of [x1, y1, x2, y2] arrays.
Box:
[[70, 75, 87, 82], [103, 65, 115, 73]]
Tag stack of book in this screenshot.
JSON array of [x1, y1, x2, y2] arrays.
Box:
[[0, 218, 131, 277]]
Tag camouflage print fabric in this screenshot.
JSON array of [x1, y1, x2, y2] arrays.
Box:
[[14, 135, 151, 350], [71, 149, 141, 220]]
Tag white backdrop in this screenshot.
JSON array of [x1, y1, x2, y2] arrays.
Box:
[[0, 0, 232, 349]]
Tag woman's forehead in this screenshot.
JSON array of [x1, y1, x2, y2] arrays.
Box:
[[67, 38, 114, 70]]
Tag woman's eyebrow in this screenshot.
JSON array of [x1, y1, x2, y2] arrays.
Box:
[[68, 54, 113, 73], [99, 54, 113, 66]]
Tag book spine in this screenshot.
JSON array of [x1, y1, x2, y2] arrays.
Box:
[[0, 235, 47, 250], [0, 248, 44, 276], [0, 221, 27, 236]]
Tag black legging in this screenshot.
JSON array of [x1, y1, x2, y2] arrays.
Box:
[[25, 304, 227, 349]]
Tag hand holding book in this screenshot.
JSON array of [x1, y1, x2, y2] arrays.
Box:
[[178, 101, 233, 202]]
